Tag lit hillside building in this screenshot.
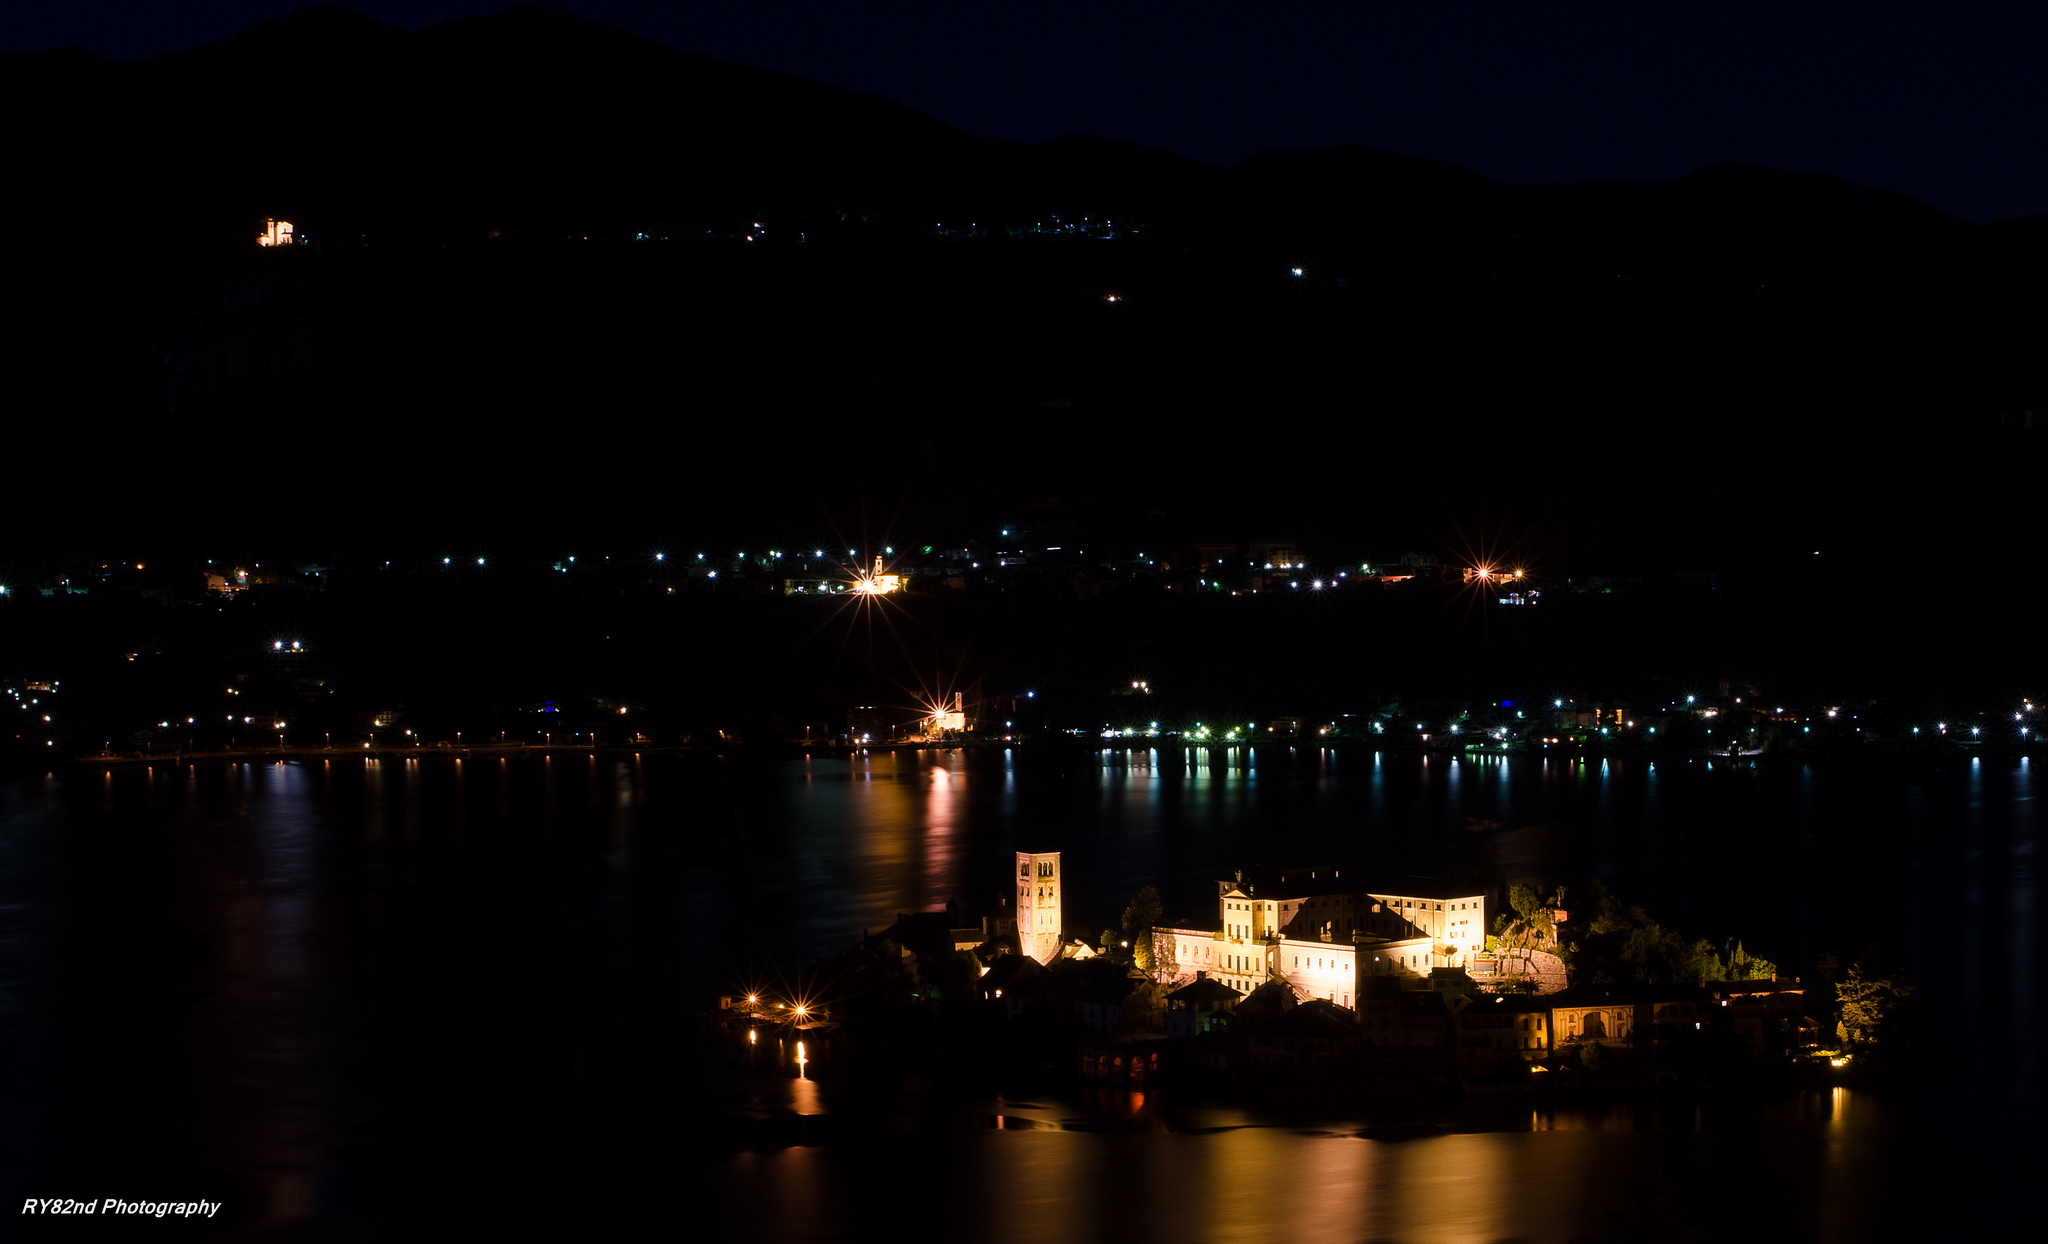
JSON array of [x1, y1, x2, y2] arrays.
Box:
[[1153, 869, 1488, 1010], [257, 218, 295, 246]]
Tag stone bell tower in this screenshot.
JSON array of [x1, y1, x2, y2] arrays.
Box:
[[1015, 850, 1063, 964]]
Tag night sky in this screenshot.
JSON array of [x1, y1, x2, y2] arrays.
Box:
[[12, 1, 2048, 224]]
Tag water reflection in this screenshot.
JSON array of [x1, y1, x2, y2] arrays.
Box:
[[0, 750, 2032, 1239], [715, 1093, 1890, 1243]]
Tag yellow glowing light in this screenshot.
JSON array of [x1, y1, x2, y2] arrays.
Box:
[[257, 218, 294, 247], [848, 554, 903, 595]]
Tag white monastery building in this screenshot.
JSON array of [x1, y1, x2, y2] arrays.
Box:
[[1154, 868, 1488, 1010]]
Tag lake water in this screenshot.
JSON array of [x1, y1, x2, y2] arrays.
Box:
[[0, 747, 2033, 1239]]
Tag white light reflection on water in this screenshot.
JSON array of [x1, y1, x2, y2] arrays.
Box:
[[922, 755, 963, 903]]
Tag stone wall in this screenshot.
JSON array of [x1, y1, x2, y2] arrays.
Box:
[[1471, 949, 1569, 994]]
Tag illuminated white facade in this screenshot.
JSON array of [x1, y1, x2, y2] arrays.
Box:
[[257, 218, 295, 247], [1016, 851, 1062, 963], [1154, 870, 1488, 1009]]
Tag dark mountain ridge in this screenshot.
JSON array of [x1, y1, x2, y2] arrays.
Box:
[[1, 5, 2040, 600], [3, 4, 1992, 244]]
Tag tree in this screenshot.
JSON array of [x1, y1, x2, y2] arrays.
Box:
[[1723, 940, 1777, 981], [1150, 929, 1179, 981], [1493, 884, 1562, 961], [932, 949, 981, 998], [1573, 883, 1718, 985], [1121, 886, 1164, 973], [1513, 884, 1562, 948], [1836, 961, 1913, 1049]]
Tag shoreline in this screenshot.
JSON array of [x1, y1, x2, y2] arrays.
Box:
[[50, 734, 2035, 769]]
